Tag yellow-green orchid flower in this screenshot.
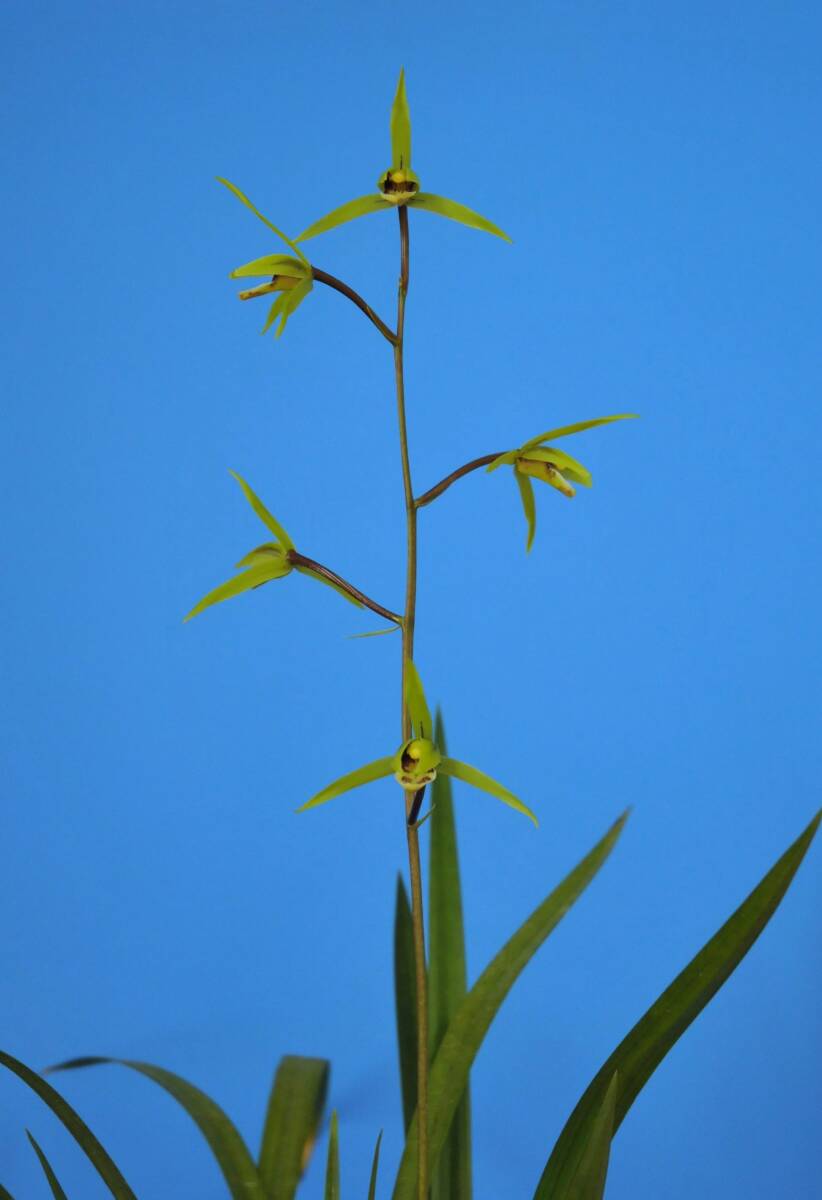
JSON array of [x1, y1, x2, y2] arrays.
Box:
[[217, 177, 313, 338], [184, 472, 367, 622], [295, 70, 511, 245], [297, 662, 537, 826], [487, 414, 639, 552]]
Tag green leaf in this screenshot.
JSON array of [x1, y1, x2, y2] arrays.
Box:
[[217, 177, 309, 267], [297, 756, 395, 812], [394, 874, 419, 1135], [324, 1111, 340, 1200], [409, 194, 511, 242], [535, 810, 821, 1199], [392, 812, 629, 1200], [440, 757, 538, 827], [228, 470, 295, 549], [547, 1072, 618, 1200], [49, 1057, 266, 1200], [230, 254, 307, 279], [27, 1133, 69, 1200], [367, 1131, 383, 1200], [296, 194, 388, 243], [514, 469, 537, 552], [520, 414, 638, 453], [405, 659, 433, 739], [0, 1185, 16, 1199], [183, 558, 291, 623], [390, 69, 412, 169], [259, 1056, 330, 1200], [522, 445, 592, 487], [429, 713, 472, 1200], [0, 1050, 137, 1200], [295, 565, 365, 609]]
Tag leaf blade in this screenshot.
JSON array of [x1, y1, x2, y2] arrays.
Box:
[[0, 1050, 137, 1200], [324, 1111, 340, 1200], [410, 194, 511, 242], [440, 757, 538, 827], [259, 1056, 330, 1200], [296, 194, 388, 243], [394, 874, 419, 1135], [392, 813, 628, 1200], [297, 757, 395, 813], [367, 1131, 383, 1200], [49, 1057, 266, 1200], [26, 1133, 69, 1200], [429, 712, 472, 1200], [536, 810, 822, 1198]]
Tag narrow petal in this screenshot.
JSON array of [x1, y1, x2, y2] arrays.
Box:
[[410, 193, 511, 242], [514, 469, 537, 552], [235, 542, 285, 569], [522, 445, 592, 486], [520, 414, 638, 452], [405, 660, 433, 740], [230, 254, 308, 279], [439, 757, 538, 827], [486, 448, 520, 474], [296, 194, 389, 243], [297, 756, 395, 812], [390, 68, 412, 170], [261, 294, 286, 335], [216, 177, 309, 266], [346, 625, 401, 639], [274, 276, 312, 339], [183, 559, 291, 623], [228, 471, 295, 550]]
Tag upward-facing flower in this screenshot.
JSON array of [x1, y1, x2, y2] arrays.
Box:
[[295, 70, 511, 244]]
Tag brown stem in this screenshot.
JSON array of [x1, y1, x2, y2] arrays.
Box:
[[415, 452, 506, 509], [287, 550, 402, 625], [311, 267, 397, 344]]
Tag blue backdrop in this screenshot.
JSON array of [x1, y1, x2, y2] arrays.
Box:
[[1, 3, 820, 1197]]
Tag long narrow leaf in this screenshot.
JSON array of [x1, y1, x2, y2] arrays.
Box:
[[367, 1131, 383, 1200], [26, 1133, 69, 1200], [48, 1057, 265, 1200], [392, 812, 629, 1200], [394, 875, 419, 1134], [297, 757, 395, 813], [549, 1073, 618, 1200], [0, 1185, 15, 1199], [297, 194, 388, 243], [440, 757, 538, 827], [0, 1051, 136, 1200], [229, 471, 295, 550], [324, 1111, 340, 1200], [429, 713, 471, 1200], [410, 194, 511, 242], [536, 810, 821, 1198], [259, 1055, 329, 1200]]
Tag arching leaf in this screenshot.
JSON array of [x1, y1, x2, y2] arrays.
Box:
[[27, 1133, 69, 1200], [259, 1056, 329, 1200]]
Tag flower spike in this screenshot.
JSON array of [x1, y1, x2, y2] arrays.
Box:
[[296, 70, 511, 244], [487, 413, 639, 551], [298, 661, 538, 826]]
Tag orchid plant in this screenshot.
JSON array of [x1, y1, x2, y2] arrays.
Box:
[[2, 69, 818, 1200]]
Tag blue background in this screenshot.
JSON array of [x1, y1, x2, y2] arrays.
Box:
[[1, 2, 820, 1197]]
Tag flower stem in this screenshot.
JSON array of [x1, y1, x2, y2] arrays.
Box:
[[286, 550, 402, 625], [415, 452, 506, 509], [394, 204, 429, 1200], [311, 267, 397, 344]]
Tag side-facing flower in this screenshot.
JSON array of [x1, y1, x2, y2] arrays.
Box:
[[217, 177, 313, 339], [295, 70, 511, 245], [487, 413, 639, 551], [184, 472, 364, 622], [297, 661, 538, 826]]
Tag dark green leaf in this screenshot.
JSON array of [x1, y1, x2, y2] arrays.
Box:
[[259, 1056, 329, 1200], [297, 194, 388, 243], [429, 712, 471, 1200], [543, 1073, 618, 1200], [49, 1057, 265, 1200], [536, 810, 821, 1198], [297, 757, 395, 813], [324, 1111, 340, 1200], [394, 874, 419, 1135], [26, 1132, 69, 1200], [392, 813, 628, 1200], [409, 194, 511, 242], [367, 1131, 383, 1200], [0, 1185, 15, 1199], [0, 1050, 136, 1200]]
